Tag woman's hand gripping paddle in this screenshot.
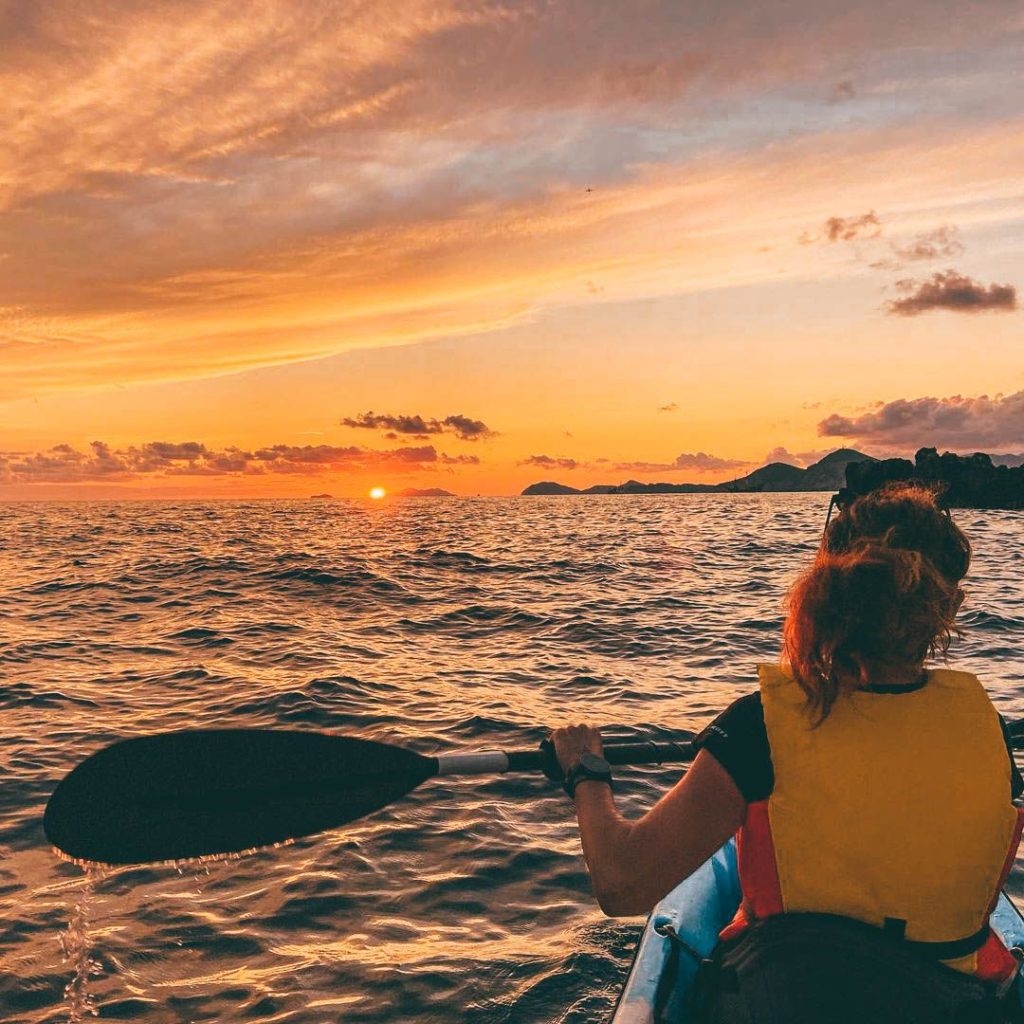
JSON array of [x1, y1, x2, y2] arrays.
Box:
[[43, 729, 694, 867]]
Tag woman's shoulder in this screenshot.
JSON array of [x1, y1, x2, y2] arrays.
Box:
[[695, 690, 773, 804]]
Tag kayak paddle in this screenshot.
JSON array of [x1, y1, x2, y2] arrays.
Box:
[[43, 728, 694, 867]]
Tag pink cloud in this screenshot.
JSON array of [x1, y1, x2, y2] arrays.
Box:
[[613, 451, 751, 473], [818, 390, 1024, 448]]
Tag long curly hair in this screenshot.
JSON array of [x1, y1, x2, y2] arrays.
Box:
[[783, 484, 971, 723]]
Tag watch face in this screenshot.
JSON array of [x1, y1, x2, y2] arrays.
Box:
[[579, 751, 610, 772]]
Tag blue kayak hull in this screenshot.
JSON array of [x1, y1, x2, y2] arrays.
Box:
[[611, 840, 1024, 1023]]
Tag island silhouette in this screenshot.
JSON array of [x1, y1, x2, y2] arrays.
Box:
[[523, 448, 1024, 509], [523, 448, 868, 495], [395, 487, 456, 497]]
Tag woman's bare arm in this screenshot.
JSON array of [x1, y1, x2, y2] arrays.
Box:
[[551, 725, 746, 916]]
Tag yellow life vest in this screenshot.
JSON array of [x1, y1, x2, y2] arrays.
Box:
[[721, 663, 1023, 980]]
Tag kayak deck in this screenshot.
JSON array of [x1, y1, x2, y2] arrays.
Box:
[[612, 840, 1024, 1023]]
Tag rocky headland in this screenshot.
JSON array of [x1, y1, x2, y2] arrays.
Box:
[[841, 448, 1024, 509]]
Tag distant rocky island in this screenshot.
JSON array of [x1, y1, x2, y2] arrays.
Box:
[[395, 487, 456, 498], [523, 448, 870, 495], [309, 493, 334, 499], [523, 447, 1024, 509]]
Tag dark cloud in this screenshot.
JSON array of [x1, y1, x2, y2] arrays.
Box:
[[885, 270, 1017, 316], [442, 414, 494, 441], [0, 439, 475, 484], [818, 390, 1024, 447], [343, 413, 435, 435], [342, 411, 496, 441], [657, 402, 679, 413]]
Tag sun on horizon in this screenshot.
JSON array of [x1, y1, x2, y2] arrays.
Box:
[[369, 487, 387, 500]]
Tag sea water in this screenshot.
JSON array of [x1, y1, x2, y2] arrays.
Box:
[[1, 495, 1022, 1022]]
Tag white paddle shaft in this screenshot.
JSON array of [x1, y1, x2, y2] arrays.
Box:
[[434, 751, 511, 775]]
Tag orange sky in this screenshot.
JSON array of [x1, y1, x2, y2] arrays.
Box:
[[1, 1, 1022, 497]]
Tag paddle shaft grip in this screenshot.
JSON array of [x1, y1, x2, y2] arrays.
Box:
[[507, 740, 695, 775], [432, 740, 694, 777]]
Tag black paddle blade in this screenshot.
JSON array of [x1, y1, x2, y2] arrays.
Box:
[[43, 729, 436, 866]]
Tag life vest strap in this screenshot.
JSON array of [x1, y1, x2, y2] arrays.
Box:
[[885, 919, 993, 961], [841, 915, 991, 960]]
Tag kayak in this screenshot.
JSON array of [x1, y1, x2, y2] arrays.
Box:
[[611, 839, 1024, 1023]]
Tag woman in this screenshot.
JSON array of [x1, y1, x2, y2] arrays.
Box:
[[550, 484, 1024, 1023]]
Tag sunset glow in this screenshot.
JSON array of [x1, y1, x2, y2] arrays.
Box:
[[369, 487, 387, 500], [1, 2, 1021, 499]]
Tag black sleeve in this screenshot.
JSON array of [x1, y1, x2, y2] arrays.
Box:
[[998, 714, 1024, 800], [693, 691, 774, 803]]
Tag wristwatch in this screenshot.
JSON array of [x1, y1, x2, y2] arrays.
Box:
[[564, 751, 613, 798]]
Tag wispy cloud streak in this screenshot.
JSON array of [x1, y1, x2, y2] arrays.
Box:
[[0, 0, 1021, 402]]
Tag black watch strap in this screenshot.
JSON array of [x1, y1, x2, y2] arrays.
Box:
[[563, 757, 613, 798]]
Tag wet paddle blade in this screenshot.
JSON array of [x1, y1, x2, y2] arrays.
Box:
[[43, 729, 436, 866]]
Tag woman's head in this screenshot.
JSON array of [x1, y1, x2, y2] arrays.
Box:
[[784, 484, 970, 722], [821, 482, 970, 583]]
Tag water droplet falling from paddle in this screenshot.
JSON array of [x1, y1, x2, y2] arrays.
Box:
[[59, 865, 106, 1022]]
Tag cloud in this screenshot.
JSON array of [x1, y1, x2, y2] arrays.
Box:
[[342, 411, 495, 440], [885, 270, 1018, 316], [869, 225, 966, 271], [0, 439, 476, 484], [657, 402, 679, 413], [818, 390, 1024, 448], [763, 446, 835, 467], [442, 414, 494, 441], [893, 226, 964, 263], [800, 210, 881, 245], [613, 451, 751, 473], [764, 446, 803, 466], [517, 451, 748, 475], [2, 2, 1022, 399], [518, 454, 583, 471], [825, 211, 881, 242], [439, 452, 481, 465], [673, 452, 750, 471]]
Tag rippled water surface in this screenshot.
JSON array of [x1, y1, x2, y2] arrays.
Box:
[[2, 495, 1024, 1023]]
